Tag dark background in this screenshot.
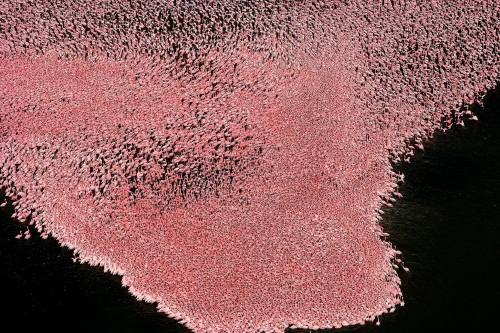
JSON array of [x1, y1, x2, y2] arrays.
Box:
[[1, 86, 498, 333]]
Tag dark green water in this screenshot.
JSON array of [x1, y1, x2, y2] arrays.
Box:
[[1, 87, 498, 332]]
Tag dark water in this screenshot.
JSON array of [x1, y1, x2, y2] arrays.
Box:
[[1, 87, 498, 333]]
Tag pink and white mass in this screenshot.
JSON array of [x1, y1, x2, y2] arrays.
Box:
[[0, 1, 498, 332]]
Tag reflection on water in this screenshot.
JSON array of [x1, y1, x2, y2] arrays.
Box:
[[1, 87, 498, 333]]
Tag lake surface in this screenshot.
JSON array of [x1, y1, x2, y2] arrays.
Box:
[[0, 86, 498, 333]]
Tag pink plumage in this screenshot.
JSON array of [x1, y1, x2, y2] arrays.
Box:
[[0, 1, 498, 332]]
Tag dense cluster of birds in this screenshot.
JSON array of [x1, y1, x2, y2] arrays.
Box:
[[0, 1, 498, 332]]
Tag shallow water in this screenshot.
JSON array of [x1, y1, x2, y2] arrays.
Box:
[[0, 87, 498, 333]]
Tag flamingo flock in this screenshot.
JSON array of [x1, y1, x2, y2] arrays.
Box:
[[0, 1, 498, 332]]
